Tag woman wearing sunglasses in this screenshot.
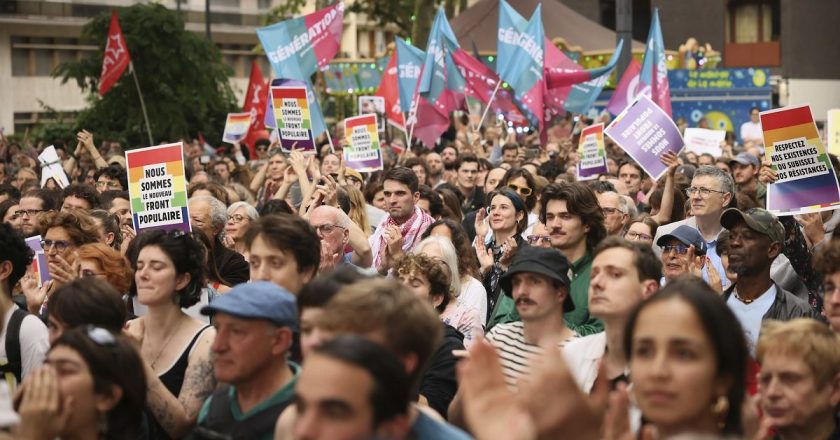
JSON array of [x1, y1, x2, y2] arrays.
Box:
[[474, 188, 529, 325], [125, 230, 216, 439], [16, 326, 146, 440], [500, 168, 539, 237], [76, 242, 133, 296]]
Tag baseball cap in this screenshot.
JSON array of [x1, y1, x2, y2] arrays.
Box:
[[729, 152, 760, 168], [720, 207, 785, 243], [200, 281, 298, 330], [675, 164, 696, 180], [499, 246, 575, 312], [656, 224, 708, 255], [344, 168, 363, 183]]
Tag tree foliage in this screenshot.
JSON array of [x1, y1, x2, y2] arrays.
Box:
[[53, 3, 237, 148]]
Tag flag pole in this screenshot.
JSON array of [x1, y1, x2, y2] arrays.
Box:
[[130, 62, 154, 146], [401, 112, 411, 148], [406, 96, 421, 148], [476, 81, 502, 131], [324, 127, 336, 154]]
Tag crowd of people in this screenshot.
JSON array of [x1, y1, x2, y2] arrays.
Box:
[[0, 109, 838, 440]]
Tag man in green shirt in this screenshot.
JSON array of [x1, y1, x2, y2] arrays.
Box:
[[540, 182, 606, 335], [189, 281, 300, 440]]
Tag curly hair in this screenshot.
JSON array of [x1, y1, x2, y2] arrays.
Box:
[[77, 243, 133, 293], [126, 230, 207, 308], [38, 210, 101, 247], [814, 240, 840, 276], [394, 253, 451, 314]]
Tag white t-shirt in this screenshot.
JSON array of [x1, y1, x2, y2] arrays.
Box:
[[459, 277, 488, 326], [0, 306, 49, 385], [727, 285, 776, 356], [740, 121, 763, 144]]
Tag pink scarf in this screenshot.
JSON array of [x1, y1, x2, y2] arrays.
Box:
[[370, 206, 433, 269]]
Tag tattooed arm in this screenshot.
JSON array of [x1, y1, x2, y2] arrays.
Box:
[[145, 327, 217, 438]]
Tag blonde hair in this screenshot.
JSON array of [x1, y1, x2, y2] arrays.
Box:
[[757, 319, 840, 385], [414, 236, 461, 298], [341, 184, 371, 236]]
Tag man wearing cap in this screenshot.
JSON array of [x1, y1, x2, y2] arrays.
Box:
[[487, 246, 578, 390], [190, 281, 300, 440], [720, 208, 819, 354], [656, 224, 722, 289], [730, 151, 766, 208]]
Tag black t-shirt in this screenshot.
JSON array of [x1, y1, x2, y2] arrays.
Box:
[[419, 324, 464, 418]]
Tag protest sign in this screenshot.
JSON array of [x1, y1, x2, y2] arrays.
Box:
[[683, 128, 725, 157], [38, 146, 70, 189], [828, 109, 840, 156], [605, 95, 684, 180], [761, 105, 840, 214], [271, 84, 316, 153], [359, 96, 386, 133], [25, 236, 50, 288], [576, 123, 608, 181], [222, 112, 252, 143], [125, 142, 191, 233], [343, 114, 383, 172]]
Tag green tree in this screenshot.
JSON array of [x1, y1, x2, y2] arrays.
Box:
[[54, 3, 237, 148]]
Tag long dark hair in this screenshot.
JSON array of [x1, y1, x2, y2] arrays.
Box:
[[623, 277, 747, 436], [501, 168, 538, 211], [126, 230, 207, 308], [52, 327, 147, 440]]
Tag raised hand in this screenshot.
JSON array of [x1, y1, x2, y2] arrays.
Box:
[[17, 366, 74, 440]]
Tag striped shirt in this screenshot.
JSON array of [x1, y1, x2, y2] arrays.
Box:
[[485, 321, 577, 390]]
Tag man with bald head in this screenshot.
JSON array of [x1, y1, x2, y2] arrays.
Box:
[[309, 205, 352, 272]]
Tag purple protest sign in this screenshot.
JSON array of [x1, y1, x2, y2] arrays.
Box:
[[270, 79, 316, 154], [605, 95, 684, 180], [25, 235, 50, 287], [576, 123, 609, 181]]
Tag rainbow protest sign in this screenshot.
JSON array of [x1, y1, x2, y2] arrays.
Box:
[[271, 83, 315, 153], [576, 123, 608, 180], [761, 105, 840, 215], [125, 142, 191, 233], [343, 114, 383, 172], [222, 112, 252, 143]]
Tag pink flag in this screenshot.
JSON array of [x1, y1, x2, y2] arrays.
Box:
[[412, 97, 450, 149], [450, 49, 500, 105], [606, 59, 643, 116]]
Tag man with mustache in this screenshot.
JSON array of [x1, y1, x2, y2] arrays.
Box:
[[720, 207, 819, 355], [485, 246, 578, 390]]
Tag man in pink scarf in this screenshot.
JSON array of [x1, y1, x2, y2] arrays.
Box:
[[369, 167, 433, 273]]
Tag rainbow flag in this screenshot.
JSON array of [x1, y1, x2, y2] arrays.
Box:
[[125, 142, 191, 233], [222, 112, 252, 143], [761, 105, 840, 214]]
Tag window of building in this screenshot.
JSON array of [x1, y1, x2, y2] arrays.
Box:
[[725, 0, 780, 43], [11, 36, 96, 77]]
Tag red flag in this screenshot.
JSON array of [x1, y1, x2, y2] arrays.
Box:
[[450, 49, 500, 105], [375, 52, 405, 130], [98, 10, 131, 96], [412, 97, 450, 149], [242, 60, 268, 157]]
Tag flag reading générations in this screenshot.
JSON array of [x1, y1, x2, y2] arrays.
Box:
[[344, 114, 383, 172], [125, 143, 191, 234], [496, 0, 544, 130], [605, 95, 685, 181], [271, 82, 315, 154], [576, 123, 608, 181], [761, 105, 840, 215], [222, 112, 252, 143], [828, 109, 840, 156]]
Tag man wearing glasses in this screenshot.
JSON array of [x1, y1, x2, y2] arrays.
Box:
[[17, 189, 58, 238], [308, 205, 372, 272], [654, 166, 734, 291], [596, 191, 630, 236], [655, 225, 709, 285]]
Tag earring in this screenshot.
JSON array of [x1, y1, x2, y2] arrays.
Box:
[[712, 395, 729, 428]]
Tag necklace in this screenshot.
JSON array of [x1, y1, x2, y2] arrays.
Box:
[[733, 290, 754, 304], [144, 320, 182, 370]]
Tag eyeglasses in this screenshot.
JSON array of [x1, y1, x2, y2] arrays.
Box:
[[41, 239, 72, 252], [662, 244, 690, 255], [626, 231, 653, 241], [507, 184, 533, 196], [85, 326, 116, 346], [685, 187, 728, 198], [17, 209, 43, 218], [526, 235, 551, 245], [227, 214, 248, 224], [602, 207, 625, 216], [95, 181, 122, 189], [80, 269, 104, 278], [819, 283, 840, 298], [314, 224, 345, 234]]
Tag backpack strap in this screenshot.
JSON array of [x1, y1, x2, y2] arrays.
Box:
[[0, 309, 29, 385]]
